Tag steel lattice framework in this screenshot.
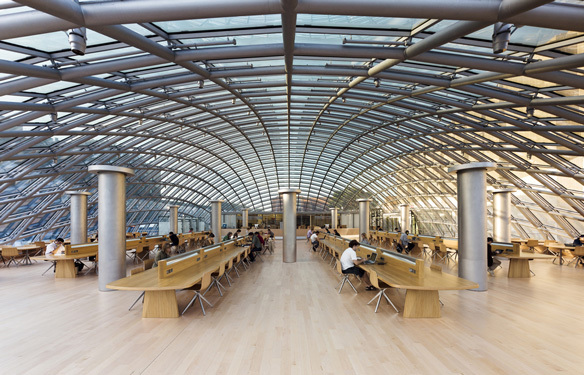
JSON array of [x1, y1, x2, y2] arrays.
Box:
[[1, 0, 584, 244]]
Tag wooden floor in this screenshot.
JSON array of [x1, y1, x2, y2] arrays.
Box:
[[2, 241, 584, 375]]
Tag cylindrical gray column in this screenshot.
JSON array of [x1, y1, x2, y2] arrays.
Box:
[[88, 165, 135, 291], [448, 162, 496, 291], [242, 208, 249, 229], [399, 203, 411, 232], [169, 205, 179, 233], [210, 200, 224, 244], [330, 207, 338, 229], [65, 191, 91, 245], [279, 189, 301, 263], [357, 199, 372, 237], [492, 189, 515, 243]]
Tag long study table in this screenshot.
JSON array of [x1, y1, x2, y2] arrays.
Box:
[[107, 243, 248, 318]]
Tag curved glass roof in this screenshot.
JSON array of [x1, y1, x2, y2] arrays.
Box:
[[1, 0, 584, 244]]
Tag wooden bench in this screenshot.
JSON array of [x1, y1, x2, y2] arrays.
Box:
[[321, 235, 478, 318], [32, 242, 98, 278], [106, 239, 249, 318]]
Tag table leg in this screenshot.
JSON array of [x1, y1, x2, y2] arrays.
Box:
[[403, 289, 441, 318], [507, 258, 531, 278], [55, 260, 77, 278], [142, 290, 179, 318], [22, 252, 32, 265]]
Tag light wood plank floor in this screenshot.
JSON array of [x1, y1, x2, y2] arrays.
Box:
[[1, 241, 584, 374]]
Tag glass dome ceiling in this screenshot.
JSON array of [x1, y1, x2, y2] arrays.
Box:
[[1, 0, 584, 244]]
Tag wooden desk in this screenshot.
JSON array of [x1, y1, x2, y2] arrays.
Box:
[[546, 244, 574, 266], [32, 252, 96, 278], [322, 236, 478, 318], [107, 243, 248, 318], [361, 263, 478, 318], [17, 245, 44, 265], [498, 251, 555, 278], [32, 242, 98, 278]]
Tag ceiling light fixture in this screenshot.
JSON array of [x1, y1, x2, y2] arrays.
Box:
[[492, 22, 514, 54], [67, 27, 86, 56], [374, 78, 380, 88]]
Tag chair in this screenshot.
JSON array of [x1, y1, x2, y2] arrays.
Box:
[[1, 247, 20, 267], [182, 272, 214, 316], [83, 252, 99, 275], [205, 262, 227, 297], [220, 258, 235, 287], [128, 266, 146, 311], [33, 241, 47, 257], [367, 270, 399, 313], [446, 248, 458, 263], [230, 253, 242, 277], [143, 258, 155, 270], [252, 246, 264, 262], [568, 246, 584, 267], [335, 260, 357, 294], [525, 239, 539, 253]]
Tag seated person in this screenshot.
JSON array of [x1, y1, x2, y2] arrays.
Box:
[[360, 233, 370, 246], [204, 233, 215, 246], [310, 231, 320, 252], [257, 231, 265, 246], [306, 227, 313, 243], [266, 233, 275, 254], [487, 237, 501, 276], [573, 234, 584, 247], [248, 232, 262, 262], [153, 243, 172, 267], [340, 240, 373, 290], [399, 230, 415, 254], [169, 232, 179, 247], [267, 227, 274, 238], [45, 238, 65, 255], [233, 229, 241, 239], [333, 229, 341, 237], [222, 232, 233, 241]]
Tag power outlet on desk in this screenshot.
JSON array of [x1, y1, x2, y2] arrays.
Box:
[[409, 268, 416, 274]]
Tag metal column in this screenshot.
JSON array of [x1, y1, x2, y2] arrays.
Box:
[[210, 200, 223, 244], [279, 189, 300, 263], [65, 191, 91, 245], [330, 207, 338, 229], [399, 203, 411, 232], [492, 189, 515, 243], [169, 205, 179, 233], [357, 199, 372, 237], [88, 165, 135, 292], [448, 162, 496, 291], [242, 208, 249, 229]]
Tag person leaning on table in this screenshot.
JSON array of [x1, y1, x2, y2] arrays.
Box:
[[153, 243, 172, 267], [340, 240, 374, 290], [45, 238, 65, 255]]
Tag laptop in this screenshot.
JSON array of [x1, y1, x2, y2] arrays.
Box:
[[363, 252, 377, 265]]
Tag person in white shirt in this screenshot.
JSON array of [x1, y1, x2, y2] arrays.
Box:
[[310, 231, 320, 252], [340, 240, 374, 290], [306, 227, 313, 243], [45, 238, 65, 255]]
